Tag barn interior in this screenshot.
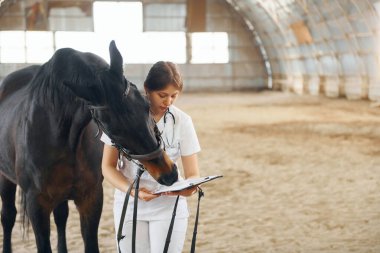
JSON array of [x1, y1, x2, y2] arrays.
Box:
[[0, 1, 380, 252]]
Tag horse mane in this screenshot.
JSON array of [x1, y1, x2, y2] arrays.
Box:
[[28, 48, 111, 123], [0, 65, 40, 102]]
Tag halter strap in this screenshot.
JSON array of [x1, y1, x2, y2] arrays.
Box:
[[114, 143, 163, 161], [87, 78, 162, 161], [88, 105, 163, 161]]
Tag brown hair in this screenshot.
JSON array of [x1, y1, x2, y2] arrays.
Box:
[[144, 61, 183, 91]]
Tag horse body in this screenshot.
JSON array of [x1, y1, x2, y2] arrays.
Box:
[[0, 61, 104, 253], [0, 41, 178, 253]]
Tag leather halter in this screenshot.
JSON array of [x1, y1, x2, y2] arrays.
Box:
[[88, 80, 163, 161]]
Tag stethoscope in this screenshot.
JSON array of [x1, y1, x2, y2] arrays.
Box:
[[161, 108, 176, 149], [164, 107, 175, 124]]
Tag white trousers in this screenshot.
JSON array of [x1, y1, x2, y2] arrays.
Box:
[[115, 218, 188, 253]]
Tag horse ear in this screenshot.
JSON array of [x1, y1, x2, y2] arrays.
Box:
[[109, 40, 123, 77]]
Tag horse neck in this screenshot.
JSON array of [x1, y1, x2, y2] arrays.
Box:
[[27, 86, 93, 151], [67, 105, 93, 150], [27, 60, 96, 150]]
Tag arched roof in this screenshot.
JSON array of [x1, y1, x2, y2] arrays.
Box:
[[225, 0, 380, 100]]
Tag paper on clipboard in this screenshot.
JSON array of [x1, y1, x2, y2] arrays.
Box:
[[153, 175, 223, 194]]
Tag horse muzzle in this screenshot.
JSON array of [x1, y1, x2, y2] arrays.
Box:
[[157, 163, 178, 186], [140, 151, 178, 186]]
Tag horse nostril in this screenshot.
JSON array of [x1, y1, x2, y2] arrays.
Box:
[[158, 164, 178, 186]]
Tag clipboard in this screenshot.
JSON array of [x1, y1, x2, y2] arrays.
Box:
[[153, 175, 223, 194]]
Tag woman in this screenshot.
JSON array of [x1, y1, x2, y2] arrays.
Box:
[[101, 61, 201, 253]]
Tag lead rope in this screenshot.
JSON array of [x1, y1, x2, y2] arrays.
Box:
[[132, 167, 144, 253], [163, 187, 204, 253], [117, 179, 133, 253], [118, 168, 204, 253], [117, 166, 144, 253], [163, 195, 180, 253], [190, 187, 204, 253]]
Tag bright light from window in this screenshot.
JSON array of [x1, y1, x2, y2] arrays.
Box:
[[124, 32, 186, 63], [55, 31, 101, 53], [93, 2, 143, 35], [0, 2, 230, 65], [0, 31, 26, 63], [93, 1, 143, 63], [26, 32, 54, 63], [93, 1, 186, 64], [191, 32, 229, 63], [55, 32, 128, 63]]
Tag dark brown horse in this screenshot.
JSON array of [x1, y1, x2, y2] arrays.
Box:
[[0, 41, 178, 253]]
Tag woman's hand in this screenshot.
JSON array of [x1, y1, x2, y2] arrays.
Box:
[[131, 188, 160, 202], [161, 186, 198, 197]]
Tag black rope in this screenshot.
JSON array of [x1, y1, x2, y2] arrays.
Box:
[[117, 169, 205, 253], [163, 187, 204, 253], [117, 166, 145, 253], [117, 181, 134, 253], [132, 167, 144, 253], [190, 187, 204, 253], [163, 195, 180, 253]]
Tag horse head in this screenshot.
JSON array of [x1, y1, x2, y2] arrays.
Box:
[[64, 41, 178, 186]]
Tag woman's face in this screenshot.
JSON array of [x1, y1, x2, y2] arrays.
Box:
[[146, 83, 180, 116]]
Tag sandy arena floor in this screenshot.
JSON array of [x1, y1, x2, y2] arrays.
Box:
[[2, 91, 380, 252]]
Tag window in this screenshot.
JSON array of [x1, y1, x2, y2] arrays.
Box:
[[93, 1, 186, 63], [0, 2, 230, 64], [49, 3, 93, 31], [93, 1, 143, 34], [191, 32, 229, 63], [26, 32, 54, 63], [144, 3, 186, 32], [0, 31, 54, 64], [124, 32, 186, 63], [0, 31, 26, 63], [55, 31, 103, 54]]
